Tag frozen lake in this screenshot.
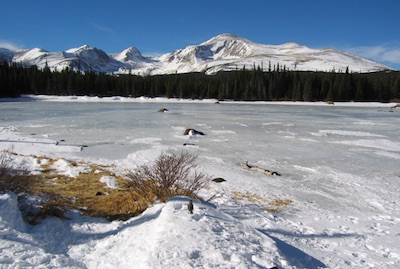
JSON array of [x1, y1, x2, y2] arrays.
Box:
[[1, 99, 399, 172], [1, 96, 400, 268], [2, 97, 399, 214]]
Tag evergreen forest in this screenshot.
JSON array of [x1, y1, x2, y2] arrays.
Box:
[[1, 60, 399, 102]]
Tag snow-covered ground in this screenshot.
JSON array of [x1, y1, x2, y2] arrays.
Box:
[[1, 95, 399, 268]]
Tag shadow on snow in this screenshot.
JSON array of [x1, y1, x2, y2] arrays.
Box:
[[256, 228, 358, 269]]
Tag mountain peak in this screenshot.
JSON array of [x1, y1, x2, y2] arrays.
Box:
[[66, 45, 94, 54], [27, 47, 49, 53], [113, 46, 145, 62], [211, 33, 242, 40], [280, 42, 304, 48], [202, 33, 252, 45]]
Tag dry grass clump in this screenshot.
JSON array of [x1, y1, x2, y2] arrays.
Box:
[[1, 150, 210, 223], [35, 164, 152, 221], [232, 190, 268, 203], [232, 190, 293, 213], [265, 196, 293, 213]]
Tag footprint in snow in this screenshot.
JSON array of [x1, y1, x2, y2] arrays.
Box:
[[191, 214, 202, 221]]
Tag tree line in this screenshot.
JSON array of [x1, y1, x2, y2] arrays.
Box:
[[1, 60, 399, 102]]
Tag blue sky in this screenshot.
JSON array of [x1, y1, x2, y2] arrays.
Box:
[[1, 0, 399, 69]]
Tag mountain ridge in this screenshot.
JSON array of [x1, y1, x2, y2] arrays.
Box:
[[0, 33, 393, 75]]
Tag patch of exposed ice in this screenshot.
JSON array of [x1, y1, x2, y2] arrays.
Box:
[[319, 130, 385, 137], [332, 139, 400, 152]]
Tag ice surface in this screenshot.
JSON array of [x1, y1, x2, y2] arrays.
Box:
[[0, 96, 399, 268]]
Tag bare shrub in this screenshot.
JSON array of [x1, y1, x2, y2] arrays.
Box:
[[125, 151, 210, 202], [0, 150, 12, 181], [0, 150, 32, 194]]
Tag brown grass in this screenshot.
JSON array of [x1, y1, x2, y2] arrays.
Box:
[[232, 190, 268, 203], [1, 150, 209, 223], [34, 163, 153, 221], [232, 190, 293, 213], [264, 197, 293, 213]]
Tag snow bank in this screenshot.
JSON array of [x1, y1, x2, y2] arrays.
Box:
[[0, 192, 26, 232], [51, 159, 91, 178], [13, 94, 400, 108], [19, 95, 219, 104], [0, 193, 289, 268], [68, 197, 285, 269], [0, 193, 83, 268]]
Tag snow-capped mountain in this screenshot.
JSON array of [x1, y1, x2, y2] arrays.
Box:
[[111, 46, 156, 73], [0, 34, 393, 75], [1, 45, 124, 73], [112, 46, 146, 63], [64, 45, 124, 73], [155, 34, 391, 74]]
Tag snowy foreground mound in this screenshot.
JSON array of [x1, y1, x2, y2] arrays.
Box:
[[1, 193, 291, 268]]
